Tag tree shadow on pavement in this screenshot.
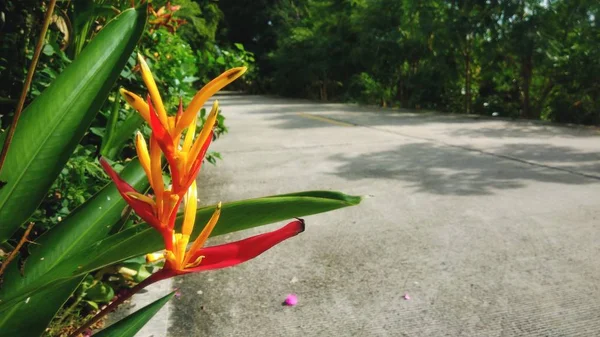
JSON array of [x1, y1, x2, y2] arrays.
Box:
[[448, 125, 599, 139], [328, 142, 599, 196], [217, 95, 600, 139], [497, 144, 600, 169], [264, 110, 490, 129]]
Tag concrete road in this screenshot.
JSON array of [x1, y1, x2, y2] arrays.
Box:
[[164, 95, 600, 336]]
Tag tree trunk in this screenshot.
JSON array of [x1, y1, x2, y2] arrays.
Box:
[[464, 37, 472, 114], [397, 78, 404, 108], [320, 79, 328, 101], [521, 54, 534, 118]]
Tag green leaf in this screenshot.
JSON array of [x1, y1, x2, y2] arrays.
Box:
[[0, 160, 148, 328], [85, 281, 115, 303], [85, 300, 100, 311], [120, 262, 152, 283], [0, 191, 360, 309], [100, 111, 144, 160], [70, 191, 361, 273], [89, 126, 106, 137], [0, 277, 84, 337], [101, 93, 123, 154], [93, 292, 175, 337], [0, 5, 147, 243], [73, 2, 116, 32]]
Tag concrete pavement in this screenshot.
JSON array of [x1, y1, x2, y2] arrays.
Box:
[[146, 95, 600, 336]]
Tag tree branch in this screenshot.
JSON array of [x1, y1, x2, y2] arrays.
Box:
[[0, 222, 35, 280]]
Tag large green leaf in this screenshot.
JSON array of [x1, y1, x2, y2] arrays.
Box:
[[0, 5, 147, 243], [93, 292, 175, 337], [28, 160, 147, 277], [64, 191, 361, 274], [0, 277, 84, 337], [0, 191, 360, 310], [0, 160, 149, 334]]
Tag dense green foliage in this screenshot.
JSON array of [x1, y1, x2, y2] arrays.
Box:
[[0, 1, 255, 334], [0, 0, 254, 234], [0, 2, 358, 336], [218, 0, 599, 124]]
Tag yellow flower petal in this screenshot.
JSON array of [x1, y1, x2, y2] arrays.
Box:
[[146, 252, 165, 263], [137, 53, 169, 130], [174, 151, 188, 189], [118, 266, 138, 279], [181, 180, 197, 236], [187, 100, 219, 172], [162, 192, 180, 225], [164, 250, 177, 268], [176, 67, 246, 134], [183, 202, 222, 266], [135, 132, 153, 186], [119, 88, 150, 124], [185, 255, 204, 269], [168, 116, 176, 132], [174, 233, 189, 270], [182, 122, 196, 153], [125, 191, 156, 206]]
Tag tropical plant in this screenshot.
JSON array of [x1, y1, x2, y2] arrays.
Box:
[[0, 3, 360, 336]]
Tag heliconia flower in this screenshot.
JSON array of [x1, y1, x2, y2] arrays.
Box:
[[108, 55, 245, 242], [159, 184, 305, 275], [121, 54, 245, 192], [101, 56, 303, 277]]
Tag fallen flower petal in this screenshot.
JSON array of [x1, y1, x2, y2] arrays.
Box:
[[284, 294, 298, 306]]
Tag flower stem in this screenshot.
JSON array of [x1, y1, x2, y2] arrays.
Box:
[[68, 269, 172, 337]]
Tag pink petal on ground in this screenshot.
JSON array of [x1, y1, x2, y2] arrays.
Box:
[[403, 293, 411, 300], [284, 294, 298, 306]]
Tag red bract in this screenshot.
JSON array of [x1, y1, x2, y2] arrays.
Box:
[[181, 219, 305, 274], [99, 158, 161, 231]]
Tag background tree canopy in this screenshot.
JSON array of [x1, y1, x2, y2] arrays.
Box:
[[0, 0, 598, 127], [217, 0, 599, 124]]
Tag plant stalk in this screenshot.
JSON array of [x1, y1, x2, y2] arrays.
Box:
[[0, 222, 35, 279], [54, 284, 87, 327], [0, 0, 57, 173]]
